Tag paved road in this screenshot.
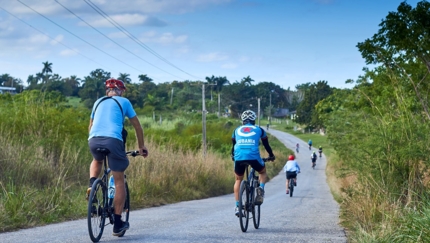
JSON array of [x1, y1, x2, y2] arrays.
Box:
[[1, 129, 346, 243]]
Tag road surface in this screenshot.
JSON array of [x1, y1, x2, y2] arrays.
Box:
[[1, 129, 346, 243]]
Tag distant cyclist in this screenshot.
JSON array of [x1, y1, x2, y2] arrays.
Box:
[[296, 143, 299, 153], [308, 139, 312, 150], [311, 151, 317, 168], [283, 155, 300, 194], [318, 146, 323, 158], [231, 110, 275, 216]]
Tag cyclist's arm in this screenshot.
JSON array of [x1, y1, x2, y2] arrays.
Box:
[[261, 138, 274, 157], [129, 116, 147, 157], [231, 138, 236, 158], [88, 118, 93, 133]]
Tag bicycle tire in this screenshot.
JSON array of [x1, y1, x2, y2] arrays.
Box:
[[289, 179, 294, 197], [87, 179, 107, 242], [238, 180, 249, 232], [252, 184, 261, 229], [116, 181, 130, 237]]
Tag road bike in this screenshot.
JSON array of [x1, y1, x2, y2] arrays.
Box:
[[238, 158, 272, 232], [87, 149, 140, 242]]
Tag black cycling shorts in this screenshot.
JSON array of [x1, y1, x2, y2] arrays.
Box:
[[234, 160, 265, 176], [286, 171, 297, 179]]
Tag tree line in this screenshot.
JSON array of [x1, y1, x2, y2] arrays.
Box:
[[1, 63, 334, 127]]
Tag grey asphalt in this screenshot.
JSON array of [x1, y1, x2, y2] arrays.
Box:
[[1, 129, 347, 243]]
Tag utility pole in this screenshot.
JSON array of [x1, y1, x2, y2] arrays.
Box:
[[202, 83, 207, 157], [218, 93, 221, 118], [258, 98, 261, 126], [201, 82, 217, 157], [269, 90, 274, 124]]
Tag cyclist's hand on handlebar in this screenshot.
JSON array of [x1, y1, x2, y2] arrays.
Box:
[[268, 155, 275, 161], [139, 146, 148, 158], [231, 154, 235, 161]]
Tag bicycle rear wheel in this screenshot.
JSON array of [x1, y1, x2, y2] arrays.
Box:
[[289, 179, 294, 197], [252, 185, 261, 229], [87, 179, 107, 242], [238, 180, 249, 232], [116, 181, 130, 237]]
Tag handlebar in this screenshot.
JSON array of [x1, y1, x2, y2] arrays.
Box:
[[262, 157, 275, 162], [126, 150, 148, 157]]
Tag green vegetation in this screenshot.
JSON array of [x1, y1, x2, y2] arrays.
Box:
[[0, 91, 288, 232]]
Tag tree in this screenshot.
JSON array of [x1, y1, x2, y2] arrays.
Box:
[[79, 69, 111, 107], [41, 61, 53, 84], [118, 73, 131, 84], [357, 0, 430, 120], [240, 76, 254, 86], [138, 74, 153, 83], [295, 80, 333, 128]]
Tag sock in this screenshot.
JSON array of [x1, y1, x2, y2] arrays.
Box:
[[260, 183, 265, 189], [89, 177, 97, 187], [114, 214, 122, 228], [236, 201, 239, 207]]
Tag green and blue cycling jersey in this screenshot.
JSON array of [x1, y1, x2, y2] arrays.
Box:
[[231, 124, 272, 165]]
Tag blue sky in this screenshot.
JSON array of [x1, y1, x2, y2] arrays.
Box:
[[0, 0, 422, 90]]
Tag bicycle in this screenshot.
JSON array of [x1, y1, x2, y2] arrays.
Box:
[[87, 148, 141, 242], [287, 172, 298, 197], [237, 158, 271, 232]]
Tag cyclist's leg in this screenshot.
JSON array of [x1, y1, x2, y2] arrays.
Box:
[[87, 138, 106, 199], [106, 138, 130, 235], [234, 161, 246, 215]]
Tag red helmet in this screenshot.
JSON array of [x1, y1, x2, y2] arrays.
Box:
[[288, 155, 295, 160], [105, 78, 126, 90]]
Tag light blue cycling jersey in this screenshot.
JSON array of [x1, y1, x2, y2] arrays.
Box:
[[232, 124, 266, 164], [89, 96, 136, 141], [283, 160, 301, 173]]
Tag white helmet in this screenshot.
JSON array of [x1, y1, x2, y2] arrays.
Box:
[[241, 110, 256, 124]]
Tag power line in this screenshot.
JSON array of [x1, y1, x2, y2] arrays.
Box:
[[55, 0, 185, 81], [16, 0, 148, 76], [0, 6, 114, 75], [84, 0, 202, 80]]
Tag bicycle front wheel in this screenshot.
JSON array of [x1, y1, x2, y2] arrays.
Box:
[[238, 180, 249, 232], [116, 180, 130, 237], [87, 179, 107, 242], [252, 185, 261, 229]]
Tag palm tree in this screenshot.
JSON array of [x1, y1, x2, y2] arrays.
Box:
[[41, 61, 53, 85], [138, 74, 153, 83], [118, 73, 131, 84], [205, 75, 217, 101], [240, 75, 254, 86]]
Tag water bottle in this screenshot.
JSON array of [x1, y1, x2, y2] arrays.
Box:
[[108, 175, 115, 199]]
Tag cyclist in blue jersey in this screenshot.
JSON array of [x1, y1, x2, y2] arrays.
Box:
[[231, 110, 275, 216], [87, 78, 148, 236]]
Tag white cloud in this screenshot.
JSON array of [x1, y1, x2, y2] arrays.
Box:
[[50, 35, 64, 45], [59, 49, 78, 56], [197, 52, 228, 62], [85, 14, 149, 27], [221, 63, 237, 69], [27, 34, 49, 44], [139, 31, 188, 44]]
